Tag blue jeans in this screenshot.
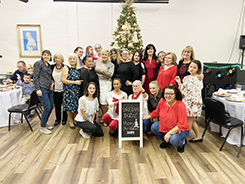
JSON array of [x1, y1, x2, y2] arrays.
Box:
[[143, 119, 151, 133], [151, 121, 189, 147], [38, 88, 54, 127]]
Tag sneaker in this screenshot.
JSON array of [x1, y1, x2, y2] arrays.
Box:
[[177, 144, 185, 153], [79, 129, 90, 138], [40, 127, 52, 134], [46, 125, 54, 130], [28, 114, 34, 118]]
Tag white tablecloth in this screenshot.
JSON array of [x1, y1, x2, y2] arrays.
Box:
[[0, 88, 22, 127], [211, 91, 245, 146]]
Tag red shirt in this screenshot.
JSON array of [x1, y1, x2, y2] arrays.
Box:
[[150, 99, 190, 133], [157, 65, 177, 91]]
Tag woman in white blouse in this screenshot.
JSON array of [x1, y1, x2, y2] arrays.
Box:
[[75, 82, 104, 138], [102, 78, 128, 134], [51, 53, 67, 126], [129, 80, 151, 134]]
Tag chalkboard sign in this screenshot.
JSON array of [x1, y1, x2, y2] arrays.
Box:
[[119, 100, 143, 148]]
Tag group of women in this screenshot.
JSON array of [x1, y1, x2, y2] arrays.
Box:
[[33, 44, 203, 153]]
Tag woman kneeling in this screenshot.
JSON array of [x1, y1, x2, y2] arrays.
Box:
[[75, 82, 104, 138], [143, 85, 189, 153]]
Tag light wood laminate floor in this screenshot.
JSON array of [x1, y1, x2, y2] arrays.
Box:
[[0, 111, 245, 184]]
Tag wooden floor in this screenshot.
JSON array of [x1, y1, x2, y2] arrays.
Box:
[[0, 111, 245, 184]]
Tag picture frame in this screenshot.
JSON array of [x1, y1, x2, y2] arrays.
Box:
[[17, 24, 43, 58]]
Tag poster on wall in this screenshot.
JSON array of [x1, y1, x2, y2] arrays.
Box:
[[17, 24, 43, 58], [118, 100, 143, 148]]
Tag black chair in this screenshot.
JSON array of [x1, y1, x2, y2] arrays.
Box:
[[8, 91, 41, 131], [203, 97, 244, 157]]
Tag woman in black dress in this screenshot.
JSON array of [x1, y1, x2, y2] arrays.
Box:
[[116, 49, 140, 96], [132, 50, 146, 86]]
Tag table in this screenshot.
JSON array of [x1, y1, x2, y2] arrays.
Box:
[[211, 90, 245, 146], [0, 88, 22, 127]]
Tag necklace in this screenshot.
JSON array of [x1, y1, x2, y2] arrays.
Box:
[[56, 65, 63, 70]]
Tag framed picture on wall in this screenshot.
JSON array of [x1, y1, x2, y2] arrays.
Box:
[[17, 24, 43, 57]]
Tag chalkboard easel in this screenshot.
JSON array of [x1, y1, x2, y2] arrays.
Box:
[[118, 100, 143, 148]]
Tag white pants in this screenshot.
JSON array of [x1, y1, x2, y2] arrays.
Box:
[[99, 80, 111, 105]]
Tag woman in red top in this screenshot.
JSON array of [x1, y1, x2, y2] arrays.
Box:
[[143, 44, 158, 95], [143, 85, 190, 153], [156, 52, 177, 91]]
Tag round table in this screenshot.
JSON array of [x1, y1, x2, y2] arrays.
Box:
[[0, 87, 22, 127]]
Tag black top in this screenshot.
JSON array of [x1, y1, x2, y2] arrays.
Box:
[[177, 59, 190, 80], [33, 60, 52, 91], [133, 62, 146, 81], [10, 70, 28, 82], [155, 63, 163, 79], [111, 60, 119, 81], [148, 91, 162, 113], [116, 61, 140, 96], [80, 67, 99, 96]]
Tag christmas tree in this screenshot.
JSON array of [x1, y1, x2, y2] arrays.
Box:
[[111, 0, 144, 54]]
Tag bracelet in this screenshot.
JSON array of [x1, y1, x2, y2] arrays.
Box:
[[142, 90, 146, 94], [168, 132, 172, 135]]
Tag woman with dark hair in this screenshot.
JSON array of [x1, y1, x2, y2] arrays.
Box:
[[110, 48, 120, 82], [74, 46, 84, 67], [33, 49, 54, 134], [155, 51, 165, 79], [102, 78, 127, 134], [80, 55, 100, 96], [75, 82, 104, 138], [116, 49, 140, 96], [143, 44, 158, 95], [143, 85, 190, 153], [132, 50, 146, 86]]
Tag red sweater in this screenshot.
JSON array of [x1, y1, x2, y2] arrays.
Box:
[[156, 65, 177, 91], [150, 99, 190, 133]]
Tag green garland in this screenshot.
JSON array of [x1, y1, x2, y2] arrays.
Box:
[[203, 64, 241, 70]]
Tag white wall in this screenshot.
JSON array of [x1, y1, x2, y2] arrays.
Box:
[[0, 0, 244, 73]]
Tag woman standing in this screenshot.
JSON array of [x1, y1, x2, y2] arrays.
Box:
[[62, 53, 82, 129], [95, 49, 114, 120], [74, 46, 84, 67], [132, 50, 146, 86], [156, 52, 177, 91], [33, 50, 54, 134], [85, 45, 98, 60], [155, 51, 165, 79], [80, 55, 100, 96], [75, 82, 103, 138], [102, 78, 128, 134], [51, 53, 67, 126], [116, 49, 140, 96], [110, 48, 120, 82], [175, 60, 203, 142], [143, 85, 190, 153], [143, 44, 158, 95]]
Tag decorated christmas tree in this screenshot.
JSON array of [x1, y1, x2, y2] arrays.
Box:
[[111, 0, 144, 54]]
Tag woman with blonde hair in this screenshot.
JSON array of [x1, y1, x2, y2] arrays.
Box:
[[156, 52, 177, 91], [62, 53, 82, 129], [95, 49, 114, 123], [177, 45, 195, 82], [51, 53, 67, 126]]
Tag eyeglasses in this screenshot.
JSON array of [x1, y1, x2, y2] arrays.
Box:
[[164, 92, 175, 96], [165, 57, 172, 60], [95, 47, 101, 50]]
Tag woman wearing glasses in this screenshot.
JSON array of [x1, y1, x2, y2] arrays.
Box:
[[143, 85, 190, 153], [156, 52, 177, 91]]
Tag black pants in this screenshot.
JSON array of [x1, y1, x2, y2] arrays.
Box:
[[77, 121, 104, 137], [54, 91, 67, 122]]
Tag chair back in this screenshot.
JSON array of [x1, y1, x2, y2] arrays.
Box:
[[204, 97, 228, 125], [28, 91, 40, 109]]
